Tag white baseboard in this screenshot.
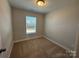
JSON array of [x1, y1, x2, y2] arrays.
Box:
[[43, 36, 76, 57], [10, 35, 76, 57], [7, 41, 14, 58], [6, 36, 42, 57], [70, 51, 76, 57], [13, 36, 42, 43], [43, 36, 70, 51]]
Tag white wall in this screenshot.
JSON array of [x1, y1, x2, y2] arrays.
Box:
[[12, 8, 45, 41], [45, 3, 78, 50], [0, 0, 12, 57], [76, 0, 79, 57]]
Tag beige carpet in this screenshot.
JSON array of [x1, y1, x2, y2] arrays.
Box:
[[10, 37, 72, 58]]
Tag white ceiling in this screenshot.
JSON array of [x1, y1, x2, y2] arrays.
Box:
[[9, 0, 76, 14]]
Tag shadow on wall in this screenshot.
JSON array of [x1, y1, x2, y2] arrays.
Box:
[[45, 6, 78, 51]]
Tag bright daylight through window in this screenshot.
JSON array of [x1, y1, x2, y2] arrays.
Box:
[[26, 16, 36, 34]]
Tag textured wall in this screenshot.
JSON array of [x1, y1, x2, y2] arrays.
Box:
[[45, 4, 78, 50], [0, 0, 12, 57], [12, 8, 44, 41]]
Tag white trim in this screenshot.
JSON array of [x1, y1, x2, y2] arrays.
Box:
[[73, 27, 79, 57], [43, 36, 71, 51], [43, 35, 76, 57], [6, 36, 42, 57], [11, 35, 76, 57], [70, 51, 76, 58], [7, 41, 14, 57], [13, 36, 42, 43]]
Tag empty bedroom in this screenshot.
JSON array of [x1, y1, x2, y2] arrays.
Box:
[[0, 0, 79, 58]]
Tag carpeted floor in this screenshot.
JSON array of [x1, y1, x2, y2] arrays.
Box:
[[10, 37, 72, 58]]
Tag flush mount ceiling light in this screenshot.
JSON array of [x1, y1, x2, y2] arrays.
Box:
[[36, 0, 47, 7]]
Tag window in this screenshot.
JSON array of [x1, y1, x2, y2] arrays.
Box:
[[26, 16, 36, 34]]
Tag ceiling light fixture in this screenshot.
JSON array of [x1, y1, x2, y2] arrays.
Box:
[[36, 0, 47, 7]]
